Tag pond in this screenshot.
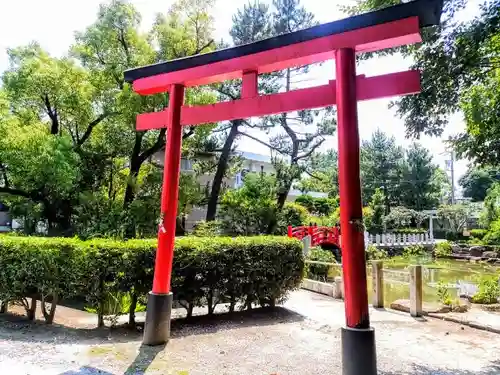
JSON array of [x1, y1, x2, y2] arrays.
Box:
[[319, 257, 500, 306]]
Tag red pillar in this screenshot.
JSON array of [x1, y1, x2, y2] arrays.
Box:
[[152, 83, 185, 294], [335, 48, 369, 329]]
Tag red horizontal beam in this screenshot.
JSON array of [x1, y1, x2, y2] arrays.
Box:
[[133, 17, 420, 95], [136, 70, 420, 130]]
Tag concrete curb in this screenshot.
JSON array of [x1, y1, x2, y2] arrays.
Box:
[[301, 278, 343, 299], [427, 313, 500, 335]]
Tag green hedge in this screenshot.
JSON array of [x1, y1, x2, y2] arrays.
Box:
[[0, 235, 303, 326]]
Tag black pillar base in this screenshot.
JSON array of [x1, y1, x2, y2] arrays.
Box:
[[143, 292, 173, 346], [341, 326, 377, 375]]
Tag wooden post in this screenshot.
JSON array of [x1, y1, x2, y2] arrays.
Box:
[[372, 261, 384, 308], [410, 265, 423, 317], [302, 235, 311, 256], [334, 276, 344, 299]]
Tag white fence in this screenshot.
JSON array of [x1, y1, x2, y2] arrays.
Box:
[[364, 232, 435, 247]]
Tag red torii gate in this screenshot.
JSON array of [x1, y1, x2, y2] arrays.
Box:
[[124, 1, 443, 373]]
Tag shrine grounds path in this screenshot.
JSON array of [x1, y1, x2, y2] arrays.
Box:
[[1, 290, 499, 375]]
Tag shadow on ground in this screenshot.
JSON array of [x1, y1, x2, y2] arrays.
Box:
[[0, 306, 304, 345], [59, 366, 115, 375], [380, 361, 500, 375]]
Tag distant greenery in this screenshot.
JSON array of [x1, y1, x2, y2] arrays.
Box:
[[402, 245, 427, 259], [306, 247, 337, 281], [434, 241, 453, 258], [472, 275, 500, 305], [366, 245, 388, 260]]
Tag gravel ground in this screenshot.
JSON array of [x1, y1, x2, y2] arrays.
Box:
[[1, 290, 500, 374]]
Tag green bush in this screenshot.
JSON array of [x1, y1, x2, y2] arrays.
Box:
[[402, 245, 427, 258], [366, 245, 388, 260], [471, 275, 500, 304], [275, 203, 309, 234], [434, 241, 453, 258], [191, 220, 223, 237], [0, 235, 303, 325], [470, 229, 487, 240], [305, 247, 336, 281], [483, 220, 500, 245]]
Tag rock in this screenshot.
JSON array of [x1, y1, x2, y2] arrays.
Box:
[[469, 246, 485, 257], [483, 251, 498, 259], [451, 245, 462, 254], [452, 304, 469, 313]]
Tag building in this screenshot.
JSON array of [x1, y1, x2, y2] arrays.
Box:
[[0, 202, 11, 232]]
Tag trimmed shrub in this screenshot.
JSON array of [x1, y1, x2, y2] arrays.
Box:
[[434, 241, 453, 258], [0, 235, 303, 325], [191, 220, 223, 237], [366, 245, 388, 260], [306, 247, 336, 280], [470, 229, 487, 240]]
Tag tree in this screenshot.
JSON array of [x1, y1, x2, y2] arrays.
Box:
[[366, 188, 385, 234], [341, 0, 500, 145], [480, 182, 500, 228], [437, 204, 471, 234], [0, 0, 217, 237], [218, 172, 277, 235], [295, 150, 339, 197], [360, 129, 404, 211], [400, 143, 439, 210], [263, 0, 336, 233], [205, 0, 276, 221], [460, 166, 500, 202]]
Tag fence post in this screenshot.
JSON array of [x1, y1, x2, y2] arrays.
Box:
[[410, 265, 423, 317], [372, 261, 384, 308], [302, 235, 311, 256], [334, 276, 344, 299]]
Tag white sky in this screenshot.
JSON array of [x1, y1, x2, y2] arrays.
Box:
[[0, 0, 479, 192]]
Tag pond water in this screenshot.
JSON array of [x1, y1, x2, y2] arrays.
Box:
[[322, 257, 500, 306]]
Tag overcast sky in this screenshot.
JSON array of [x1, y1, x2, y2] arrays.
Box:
[[0, 0, 481, 192]]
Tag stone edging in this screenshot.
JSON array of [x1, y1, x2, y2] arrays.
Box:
[[427, 313, 500, 335]]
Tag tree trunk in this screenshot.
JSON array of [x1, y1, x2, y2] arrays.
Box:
[[41, 294, 58, 324], [206, 121, 240, 221], [128, 293, 138, 327], [0, 301, 8, 313], [26, 297, 37, 321], [123, 145, 142, 238]]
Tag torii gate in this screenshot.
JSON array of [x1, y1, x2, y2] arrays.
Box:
[[124, 0, 443, 373]]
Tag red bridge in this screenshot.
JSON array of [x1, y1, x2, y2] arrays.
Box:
[[287, 225, 340, 248]]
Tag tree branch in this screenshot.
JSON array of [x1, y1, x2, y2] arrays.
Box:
[[138, 129, 167, 164], [296, 138, 325, 161], [194, 39, 214, 55], [0, 186, 43, 201], [238, 131, 286, 154], [0, 162, 9, 188], [77, 112, 118, 147]]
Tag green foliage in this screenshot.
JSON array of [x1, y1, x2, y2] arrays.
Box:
[[483, 219, 500, 245], [434, 241, 453, 258], [276, 203, 308, 233], [471, 275, 500, 305], [470, 229, 488, 240], [399, 143, 440, 210], [480, 183, 500, 228], [191, 220, 223, 237], [365, 245, 388, 260], [219, 173, 277, 235], [402, 245, 427, 258], [384, 207, 428, 230], [393, 228, 427, 234], [436, 282, 453, 306], [0, 235, 304, 323], [306, 247, 336, 280], [365, 188, 385, 234], [295, 195, 338, 216], [460, 166, 500, 202], [437, 204, 471, 235]]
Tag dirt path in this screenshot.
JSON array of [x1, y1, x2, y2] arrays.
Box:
[[0, 290, 499, 374]]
